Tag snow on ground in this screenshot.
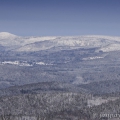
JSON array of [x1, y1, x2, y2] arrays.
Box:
[[0, 61, 52, 66], [1, 61, 19, 65], [22, 36, 57, 44], [87, 97, 118, 107], [0, 61, 32, 66], [99, 44, 120, 52], [72, 76, 84, 85], [0, 32, 120, 52], [0, 32, 17, 39], [36, 62, 46, 65], [83, 56, 104, 60], [36, 62, 53, 65]]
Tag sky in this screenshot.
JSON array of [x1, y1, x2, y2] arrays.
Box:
[[0, 0, 120, 36]]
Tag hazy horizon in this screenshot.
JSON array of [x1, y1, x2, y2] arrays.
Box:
[[1, 31, 120, 37]]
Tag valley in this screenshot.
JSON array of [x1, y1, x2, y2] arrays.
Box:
[[0, 32, 120, 120]]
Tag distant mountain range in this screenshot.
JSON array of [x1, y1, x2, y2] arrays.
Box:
[[0, 32, 120, 52], [1, 32, 120, 120]]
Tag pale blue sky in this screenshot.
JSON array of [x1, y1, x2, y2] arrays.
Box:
[[0, 0, 120, 36]]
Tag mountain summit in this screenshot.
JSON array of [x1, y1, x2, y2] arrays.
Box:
[[0, 32, 17, 39]]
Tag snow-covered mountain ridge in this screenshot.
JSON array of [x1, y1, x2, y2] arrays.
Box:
[[0, 32, 17, 39], [0, 32, 120, 52]]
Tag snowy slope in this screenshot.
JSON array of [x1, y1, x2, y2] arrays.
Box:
[[0, 32, 22, 47], [0, 32, 120, 52], [99, 44, 120, 52], [17, 36, 117, 52], [0, 32, 17, 39]]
